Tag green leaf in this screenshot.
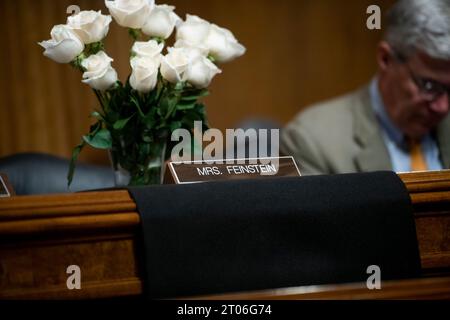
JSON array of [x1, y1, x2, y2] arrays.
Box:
[[151, 36, 165, 45], [85, 41, 105, 56], [131, 96, 146, 118], [177, 100, 197, 111], [181, 89, 209, 102], [70, 53, 86, 72], [91, 111, 105, 121], [104, 110, 120, 125], [113, 115, 134, 130], [83, 128, 112, 149], [130, 174, 147, 186], [166, 96, 179, 119], [170, 121, 182, 132], [143, 113, 157, 129], [174, 81, 185, 92], [158, 95, 179, 119], [156, 121, 168, 130], [208, 55, 217, 64], [67, 141, 86, 187], [142, 135, 153, 143], [178, 103, 209, 130], [145, 87, 159, 105], [194, 103, 208, 117], [140, 143, 151, 159]]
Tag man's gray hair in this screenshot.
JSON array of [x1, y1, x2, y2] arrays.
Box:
[[385, 0, 450, 60]]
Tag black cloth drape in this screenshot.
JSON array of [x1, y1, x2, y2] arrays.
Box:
[[129, 171, 421, 299]]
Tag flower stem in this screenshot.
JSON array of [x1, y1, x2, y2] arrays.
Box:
[[93, 89, 107, 113]]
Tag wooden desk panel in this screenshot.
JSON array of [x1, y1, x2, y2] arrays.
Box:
[[0, 172, 450, 299], [0, 191, 142, 299], [399, 171, 450, 273]]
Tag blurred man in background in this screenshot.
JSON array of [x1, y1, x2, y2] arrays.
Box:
[[281, 0, 450, 175]]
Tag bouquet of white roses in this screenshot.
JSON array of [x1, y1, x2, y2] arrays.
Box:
[[39, 0, 245, 186]]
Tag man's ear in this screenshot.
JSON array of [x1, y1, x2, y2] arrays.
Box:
[[377, 41, 393, 72]]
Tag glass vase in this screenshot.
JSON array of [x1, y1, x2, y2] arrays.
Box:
[[109, 132, 169, 187]]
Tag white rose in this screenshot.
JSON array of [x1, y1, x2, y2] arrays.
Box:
[[67, 10, 112, 44], [105, 0, 154, 29], [130, 56, 160, 93], [175, 15, 211, 48], [204, 24, 246, 63], [81, 51, 118, 91], [39, 25, 84, 64], [174, 39, 209, 57], [160, 46, 219, 88], [176, 15, 246, 63], [142, 4, 181, 39], [131, 39, 164, 59], [184, 56, 222, 89], [160, 47, 190, 83]]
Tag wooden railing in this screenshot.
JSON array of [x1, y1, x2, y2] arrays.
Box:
[[0, 171, 449, 299], [191, 276, 450, 300]]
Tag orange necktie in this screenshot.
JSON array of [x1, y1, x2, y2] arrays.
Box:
[[409, 140, 428, 172]]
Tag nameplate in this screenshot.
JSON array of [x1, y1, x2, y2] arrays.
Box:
[[168, 157, 301, 184], [0, 173, 13, 198]]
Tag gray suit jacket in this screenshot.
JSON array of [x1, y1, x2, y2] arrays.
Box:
[[280, 85, 450, 175]]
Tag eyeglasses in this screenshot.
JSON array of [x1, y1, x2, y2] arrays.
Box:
[[403, 63, 450, 101], [393, 52, 450, 101]]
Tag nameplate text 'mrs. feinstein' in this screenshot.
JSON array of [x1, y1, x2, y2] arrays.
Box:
[[168, 157, 301, 184]]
